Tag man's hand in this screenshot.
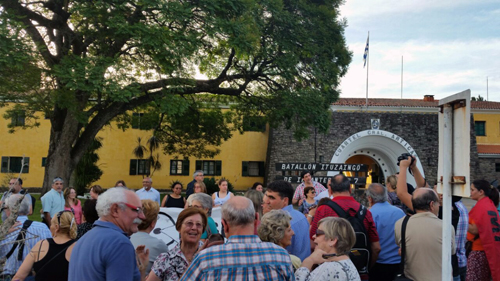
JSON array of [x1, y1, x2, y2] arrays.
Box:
[[399, 156, 413, 168], [298, 199, 303, 206]]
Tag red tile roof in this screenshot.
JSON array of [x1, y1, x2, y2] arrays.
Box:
[[477, 145, 500, 154], [332, 98, 500, 109]]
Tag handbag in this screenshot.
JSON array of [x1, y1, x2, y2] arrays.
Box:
[[394, 215, 413, 281], [465, 234, 479, 257]]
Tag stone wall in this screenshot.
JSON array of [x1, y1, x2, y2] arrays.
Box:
[[266, 111, 499, 188]]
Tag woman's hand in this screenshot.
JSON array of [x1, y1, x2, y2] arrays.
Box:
[[135, 245, 149, 273], [300, 248, 327, 270]]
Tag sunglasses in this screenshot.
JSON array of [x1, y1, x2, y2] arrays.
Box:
[[121, 202, 144, 214], [316, 229, 326, 237], [57, 210, 75, 228]]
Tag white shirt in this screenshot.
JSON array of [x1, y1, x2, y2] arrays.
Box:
[[136, 187, 161, 204], [316, 190, 334, 200]]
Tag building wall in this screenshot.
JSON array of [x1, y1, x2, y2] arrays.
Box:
[[0, 106, 268, 191], [473, 113, 500, 145], [267, 111, 499, 188]]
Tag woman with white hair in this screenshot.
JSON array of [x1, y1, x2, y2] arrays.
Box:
[[296, 217, 360, 281], [186, 193, 218, 239], [257, 209, 300, 269]]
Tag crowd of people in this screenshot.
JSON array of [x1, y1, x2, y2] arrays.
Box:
[[0, 164, 499, 281]]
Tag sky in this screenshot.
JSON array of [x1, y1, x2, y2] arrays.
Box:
[[338, 0, 500, 102]]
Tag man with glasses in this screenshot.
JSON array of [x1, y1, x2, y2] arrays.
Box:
[[69, 187, 147, 281], [40, 177, 65, 227], [1, 178, 33, 220], [0, 194, 51, 279], [136, 177, 160, 204], [394, 188, 456, 281]]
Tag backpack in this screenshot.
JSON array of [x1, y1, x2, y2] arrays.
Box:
[[319, 200, 370, 274]]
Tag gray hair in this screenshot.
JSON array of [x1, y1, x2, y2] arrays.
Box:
[[193, 170, 204, 179], [187, 193, 213, 216], [366, 183, 388, 203], [257, 209, 291, 246], [96, 187, 129, 217], [221, 196, 255, 227], [53, 177, 64, 183], [6, 194, 31, 216]]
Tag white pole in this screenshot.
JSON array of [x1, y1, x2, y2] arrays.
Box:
[[365, 32, 369, 109], [442, 104, 453, 280]]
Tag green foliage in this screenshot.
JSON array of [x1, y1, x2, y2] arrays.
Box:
[[132, 136, 162, 177], [0, 0, 352, 191], [73, 138, 104, 195], [471, 95, 485, 101], [203, 177, 234, 195]]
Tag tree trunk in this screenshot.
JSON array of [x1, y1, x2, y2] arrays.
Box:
[[41, 110, 81, 195]]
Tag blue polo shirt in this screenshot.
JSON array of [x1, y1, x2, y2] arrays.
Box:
[[69, 220, 141, 281], [370, 201, 405, 264], [41, 188, 65, 217], [283, 204, 311, 261]]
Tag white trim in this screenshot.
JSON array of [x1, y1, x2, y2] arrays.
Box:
[[328, 129, 425, 187]]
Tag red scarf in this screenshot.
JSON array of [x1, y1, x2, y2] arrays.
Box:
[[469, 197, 500, 281]]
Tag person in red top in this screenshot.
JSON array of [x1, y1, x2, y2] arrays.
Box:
[[309, 174, 381, 271]]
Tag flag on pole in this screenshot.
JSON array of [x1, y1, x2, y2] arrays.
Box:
[[363, 34, 369, 67]]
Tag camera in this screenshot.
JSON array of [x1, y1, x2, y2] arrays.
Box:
[[397, 153, 414, 166]]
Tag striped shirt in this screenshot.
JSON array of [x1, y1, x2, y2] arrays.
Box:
[[0, 216, 52, 275], [454, 200, 469, 268], [180, 235, 294, 281], [292, 181, 326, 202]]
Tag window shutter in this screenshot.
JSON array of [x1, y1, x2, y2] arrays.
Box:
[[215, 161, 222, 176], [130, 160, 137, 175], [1, 157, 8, 173], [23, 157, 30, 173], [258, 161, 265, 177], [182, 160, 190, 175], [195, 160, 202, 171], [242, 161, 248, 176]]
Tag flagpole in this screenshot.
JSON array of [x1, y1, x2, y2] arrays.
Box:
[[401, 56, 403, 112], [365, 32, 369, 109]]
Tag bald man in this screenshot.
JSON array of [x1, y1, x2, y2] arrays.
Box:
[[394, 188, 455, 281]]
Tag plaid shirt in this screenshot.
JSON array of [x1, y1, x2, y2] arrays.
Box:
[[454, 200, 469, 268], [0, 216, 52, 275], [180, 235, 294, 281], [292, 181, 326, 202]]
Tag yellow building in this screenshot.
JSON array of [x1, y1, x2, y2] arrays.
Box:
[[0, 106, 268, 191]]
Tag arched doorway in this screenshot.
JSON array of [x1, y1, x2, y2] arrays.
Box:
[[328, 130, 425, 187]]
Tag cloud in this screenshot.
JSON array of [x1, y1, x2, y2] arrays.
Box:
[[339, 39, 500, 100]]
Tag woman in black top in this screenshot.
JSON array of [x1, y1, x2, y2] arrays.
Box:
[[14, 210, 77, 281], [77, 199, 98, 239], [162, 182, 186, 208]]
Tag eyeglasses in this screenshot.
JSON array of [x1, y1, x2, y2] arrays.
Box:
[[121, 202, 144, 214], [183, 221, 204, 230], [316, 229, 326, 237], [57, 210, 75, 228], [310, 191, 316, 194]]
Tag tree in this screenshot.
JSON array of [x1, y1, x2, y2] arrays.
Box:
[[72, 137, 103, 195], [0, 0, 352, 194], [132, 136, 162, 177], [471, 95, 485, 101]]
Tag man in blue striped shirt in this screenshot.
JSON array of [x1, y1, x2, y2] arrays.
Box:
[[180, 196, 294, 281], [0, 194, 51, 277]]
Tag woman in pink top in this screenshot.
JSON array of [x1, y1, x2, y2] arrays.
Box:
[[64, 187, 83, 224]]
